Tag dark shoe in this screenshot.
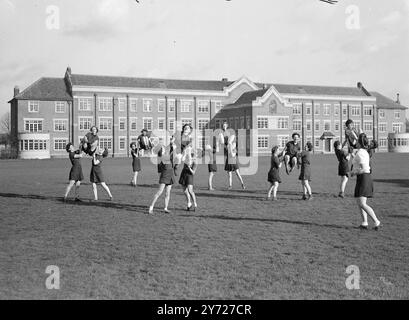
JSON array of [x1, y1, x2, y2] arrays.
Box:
[[302, 195, 307, 200], [272, 197, 278, 201], [374, 222, 381, 231], [63, 197, 68, 203], [359, 225, 369, 230], [164, 209, 171, 214], [74, 197, 82, 202], [338, 192, 345, 198], [308, 194, 313, 201]]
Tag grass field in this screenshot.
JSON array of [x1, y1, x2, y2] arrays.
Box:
[[0, 153, 408, 300]]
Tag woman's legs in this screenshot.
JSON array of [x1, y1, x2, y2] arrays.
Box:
[[357, 197, 380, 226], [150, 184, 165, 211], [100, 182, 113, 199], [304, 180, 312, 197], [183, 187, 192, 208], [132, 172, 138, 186], [187, 185, 197, 208], [92, 183, 98, 200], [340, 176, 348, 194], [235, 169, 245, 189], [227, 172, 233, 189], [64, 180, 76, 199], [164, 185, 172, 211], [74, 181, 81, 199], [267, 183, 274, 198], [273, 182, 279, 198], [208, 172, 214, 190]]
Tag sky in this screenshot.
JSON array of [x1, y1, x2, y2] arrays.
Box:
[[0, 0, 408, 123]]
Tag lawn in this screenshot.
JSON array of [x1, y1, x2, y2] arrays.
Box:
[[0, 153, 408, 299]]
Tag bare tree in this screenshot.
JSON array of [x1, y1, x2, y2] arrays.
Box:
[[0, 112, 10, 134]]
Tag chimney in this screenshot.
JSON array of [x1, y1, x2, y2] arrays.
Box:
[[357, 81, 370, 96], [396, 93, 400, 104], [222, 78, 228, 82], [357, 82, 363, 89], [14, 86, 20, 97]]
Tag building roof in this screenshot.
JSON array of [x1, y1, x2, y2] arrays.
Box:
[[71, 74, 235, 91], [272, 84, 366, 97], [10, 78, 72, 102], [370, 91, 407, 110]]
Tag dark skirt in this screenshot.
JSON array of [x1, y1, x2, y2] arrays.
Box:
[[159, 164, 174, 185], [69, 164, 84, 182], [90, 165, 105, 184], [157, 162, 164, 173], [299, 165, 311, 181], [338, 162, 350, 177], [132, 158, 141, 172], [224, 154, 239, 172], [179, 167, 194, 187], [268, 169, 281, 184], [208, 163, 218, 173], [354, 173, 373, 198]]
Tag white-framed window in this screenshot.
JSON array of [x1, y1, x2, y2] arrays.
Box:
[[130, 117, 137, 131], [130, 136, 138, 145], [306, 136, 312, 145], [181, 100, 193, 113], [246, 116, 251, 129], [334, 121, 340, 132], [305, 103, 312, 115], [78, 97, 92, 111], [314, 137, 320, 148], [130, 99, 138, 112], [119, 117, 127, 131], [28, 101, 39, 113], [214, 101, 223, 114], [198, 100, 210, 113], [198, 119, 209, 131], [378, 123, 387, 133], [354, 122, 361, 132], [99, 117, 112, 131], [215, 119, 221, 129], [158, 118, 165, 130], [392, 123, 402, 133], [79, 117, 93, 131], [292, 103, 302, 115], [99, 137, 113, 150], [323, 104, 331, 116], [257, 136, 269, 149], [20, 139, 47, 151], [54, 119, 68, 132], [181, 118, 193, 127], [364, 106, 373, 116], [394, 110, 401, 119], [55, 101, 66, 113], [143, 118, 153, 131], [119, 137, 126, 151], [277, 117, 288, 129], [324, 121, 331, 131], [257, 117, 268, 129], [143, 99, 152, 112], [168, 99, 175, 112], [293, 120, 302, 131], [314, 121, 320, 132], [118, 98, 126, 112], [277, 135, 289, 148], [24, 119, 43, 132], [99, 97, 112, 112], [379, 110, 385, 118], [334, 104, 340, 116], [240, 117, 244, 129], [351, 105, 360, 116], [314, 103, 320, 115], [168, 118, 175, 132], [158, 99, 166, 113], [54, 138, 68, 151], [342, 105, 348, 117], [306, 121, 312, 131], [379, 138, 387, 148], [363, 121, 373, 131]]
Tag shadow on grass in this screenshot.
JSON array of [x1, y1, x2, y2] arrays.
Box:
[[373, 179, 409, 188], [389, 215, 409, 219]]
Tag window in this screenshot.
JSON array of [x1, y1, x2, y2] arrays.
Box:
[[306, 121, 312, 131], [257, 136, 269, 149], [334, 121, 340, 132], [54, 119, 67, 132], [246, 116, 251, 129], [292, 103, 302, 115], [99, 137, 112, 150], [394, 110, 401, 119], [28, 101, 39, 113], [143, 118, 153, 131], [278, 136, 289, 148], [215, 119, 221, 129], [25, 119, 43, 132], [181, 118, 193, 127], [229, 118, 234, 129], [130, 99, 138, 112], [55, 102, 66, 113], [143, 99, 152, 112], [130, 118, 137, 131], [305, 103, 312, 115], [118, 99, 126, 112], [54, 139, 68, 151], [257, 117, 268, 129], [314, 121, 320, 132], [235, 117, 239, 129], [78, 98, 92, 111], [379, 110, 385, 118], [379, 138, 387, 148], [198, 119, 208, 131], [168, 119, 175, 132], [314, 103, 320, 115], [323, 104, 331, 116], [181, 100, 192, 113], [79, 117, 93, 131], [158, 118, 165, 130], [354, 122, 361, 132], [214, 101, 223, 113], [379, 123, 387, 133], [168, 99, 175, 112], [20, 139, 47, 151], [392, 123, 402, 133], [99, 117, 112, 131], [277, 117, 288, 129], [351, 105, 360, 116], [315, 138, 320, 148], [119, 117, 127, 131], [364, 106, 373, 116], [293, 120, 302, 131], [334, 104, 340, 116], [130, 136, 138, 145], [342, 106, 348, 117], [119, 137, 126, 151], [363, 121, 373, 131], [306, 137, 312, 145], [324, 121, 331, 131], [240, 117, 244, 129], [99, 98, 112, 112], [158, 99, 166, 113], [198, 101, 210, 113]]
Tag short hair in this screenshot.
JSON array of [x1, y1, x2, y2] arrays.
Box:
[[358, 133, 369, 149], [292, 132, 300, 139], [306, 142, 313, 151], [333, 140, 341, 149], [271, 146, 279, 154], [345, 119, 353, 127], [182, 123, 193, 132], [102, 148, 109, 158], [65, 143, 73, 153], [90, 126, 99, 133], [130, 142, 137, 149], [370, 140, 378, 149]]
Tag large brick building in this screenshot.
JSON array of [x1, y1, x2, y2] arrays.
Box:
[[8, 67, 407, 159]]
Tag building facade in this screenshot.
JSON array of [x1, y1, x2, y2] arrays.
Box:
[[8, 67, 407, 159]]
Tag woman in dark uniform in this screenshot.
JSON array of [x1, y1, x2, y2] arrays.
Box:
[[334, 140, 351, 198], [63, 143, 84, 202], [220, 121, 245, 190], [267, 146, 282, 201], [90, 147, 113, 201], [299, 142, 313, 200], [130, 142, 141, 187], [206, 140, 218, 190], [179, 147, 198, 211]]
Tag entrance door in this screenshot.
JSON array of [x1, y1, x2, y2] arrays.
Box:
[[325, 139, 332, 153]]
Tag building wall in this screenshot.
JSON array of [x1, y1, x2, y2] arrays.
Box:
[[377, 108, 406, 151]]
